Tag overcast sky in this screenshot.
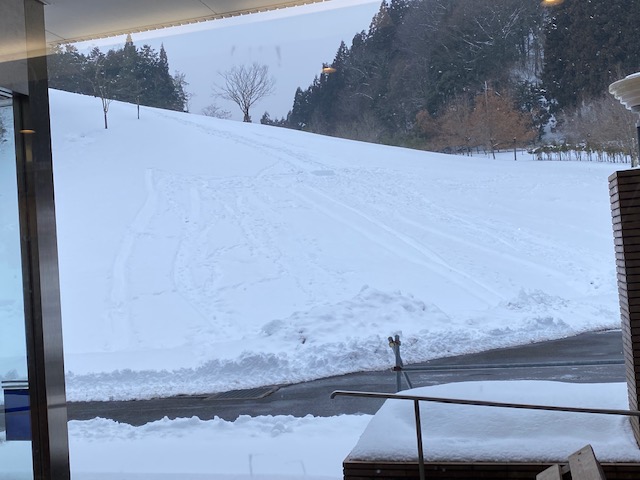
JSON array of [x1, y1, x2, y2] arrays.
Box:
[[75, 0, 381, 121]]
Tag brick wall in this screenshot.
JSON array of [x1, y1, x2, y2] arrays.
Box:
[[610, 169, 640, 446]]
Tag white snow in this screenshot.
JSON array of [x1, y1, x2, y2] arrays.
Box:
[[44, 90, 622, 401], [1, 413, 372, 480], [0, 89, 632, 478], [350, 382, 640, 463]]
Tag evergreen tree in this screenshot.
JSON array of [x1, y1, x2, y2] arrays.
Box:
[[260, 112, 288, 127], [513, 80, 552, 140], [308, 41, 353, 134], [286, 87, 312, 130], [287, 0, 542, 145], [542, 0, 640, 110], [48, 44, 92, 94], [47, 38, 189, 114], [153, 44, 182, 110], [159, 44, 169, 73], [117, 34, 144, 117], [136, 44, 160, 108], [172, 71, 191, 112]]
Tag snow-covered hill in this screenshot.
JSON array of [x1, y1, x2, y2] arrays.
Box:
[[43, 90, 622, 401]]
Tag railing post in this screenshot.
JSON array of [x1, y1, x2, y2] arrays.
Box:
[[389, 335, 413, 391], [389, 335, 403, 392], [413, 399, 426, 480]]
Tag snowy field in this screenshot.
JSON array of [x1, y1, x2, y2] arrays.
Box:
[[43, 90, 622, 401], [0, 89, 632, 479]]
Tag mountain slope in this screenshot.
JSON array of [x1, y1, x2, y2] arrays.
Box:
[[48, 90, 621, 401]]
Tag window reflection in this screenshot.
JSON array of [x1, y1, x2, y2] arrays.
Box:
[[0, 98, 33, 480]]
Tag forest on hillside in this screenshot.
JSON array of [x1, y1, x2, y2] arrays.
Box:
[[48, 35, 189, 117], [46, 0, 640, 159], [264, 0, 640, 160]]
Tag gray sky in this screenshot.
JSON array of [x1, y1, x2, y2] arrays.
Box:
[[76, 0, 381, 121]]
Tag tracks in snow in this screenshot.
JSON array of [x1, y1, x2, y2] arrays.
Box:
[[106, 117, 595, 344]]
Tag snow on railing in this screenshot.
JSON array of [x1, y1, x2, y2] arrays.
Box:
[[331, 389, 640, 480]]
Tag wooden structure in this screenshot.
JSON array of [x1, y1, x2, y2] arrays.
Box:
[[537, 445, 605, 480], [344, 460, 640, 479], [610, 169, 640, 446]]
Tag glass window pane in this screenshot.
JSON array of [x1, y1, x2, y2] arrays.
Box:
[[0, 98, 33, 480]]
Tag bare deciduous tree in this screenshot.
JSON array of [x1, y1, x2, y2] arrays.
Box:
[[561, 96, 638, 166], [334, 111, 386, 143], [202, 103, 231, 119], [213, 63, 275, 122], [426, 95, 475, 154], [468, 86, 536, 158], [423, 88, 536, 156], [88, 47, 117, 129]]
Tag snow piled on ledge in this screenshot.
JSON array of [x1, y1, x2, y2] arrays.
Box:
[[349, 381, 640, 463]]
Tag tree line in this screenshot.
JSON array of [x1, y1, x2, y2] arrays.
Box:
[[262, 0, 640, 158], [48, 35, 189, 128], [542, 0, 640, 163]]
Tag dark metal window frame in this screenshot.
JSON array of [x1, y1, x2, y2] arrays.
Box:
[[4, 1, 71, 478]]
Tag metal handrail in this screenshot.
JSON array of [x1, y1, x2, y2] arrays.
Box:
[[387, 334, 624, 392], [331, 389, 640, 480], [331, 390, 640, 417], [401, 359, 624, 371]]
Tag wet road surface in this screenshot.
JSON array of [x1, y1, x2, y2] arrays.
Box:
[[66, 330, 625, 426]]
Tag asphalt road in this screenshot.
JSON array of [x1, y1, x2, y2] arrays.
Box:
[[65, 330, 625, 426]]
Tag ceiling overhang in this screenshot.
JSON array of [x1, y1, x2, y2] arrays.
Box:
[[1, 0, 331, 93], [43, 0, 329, 44]]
